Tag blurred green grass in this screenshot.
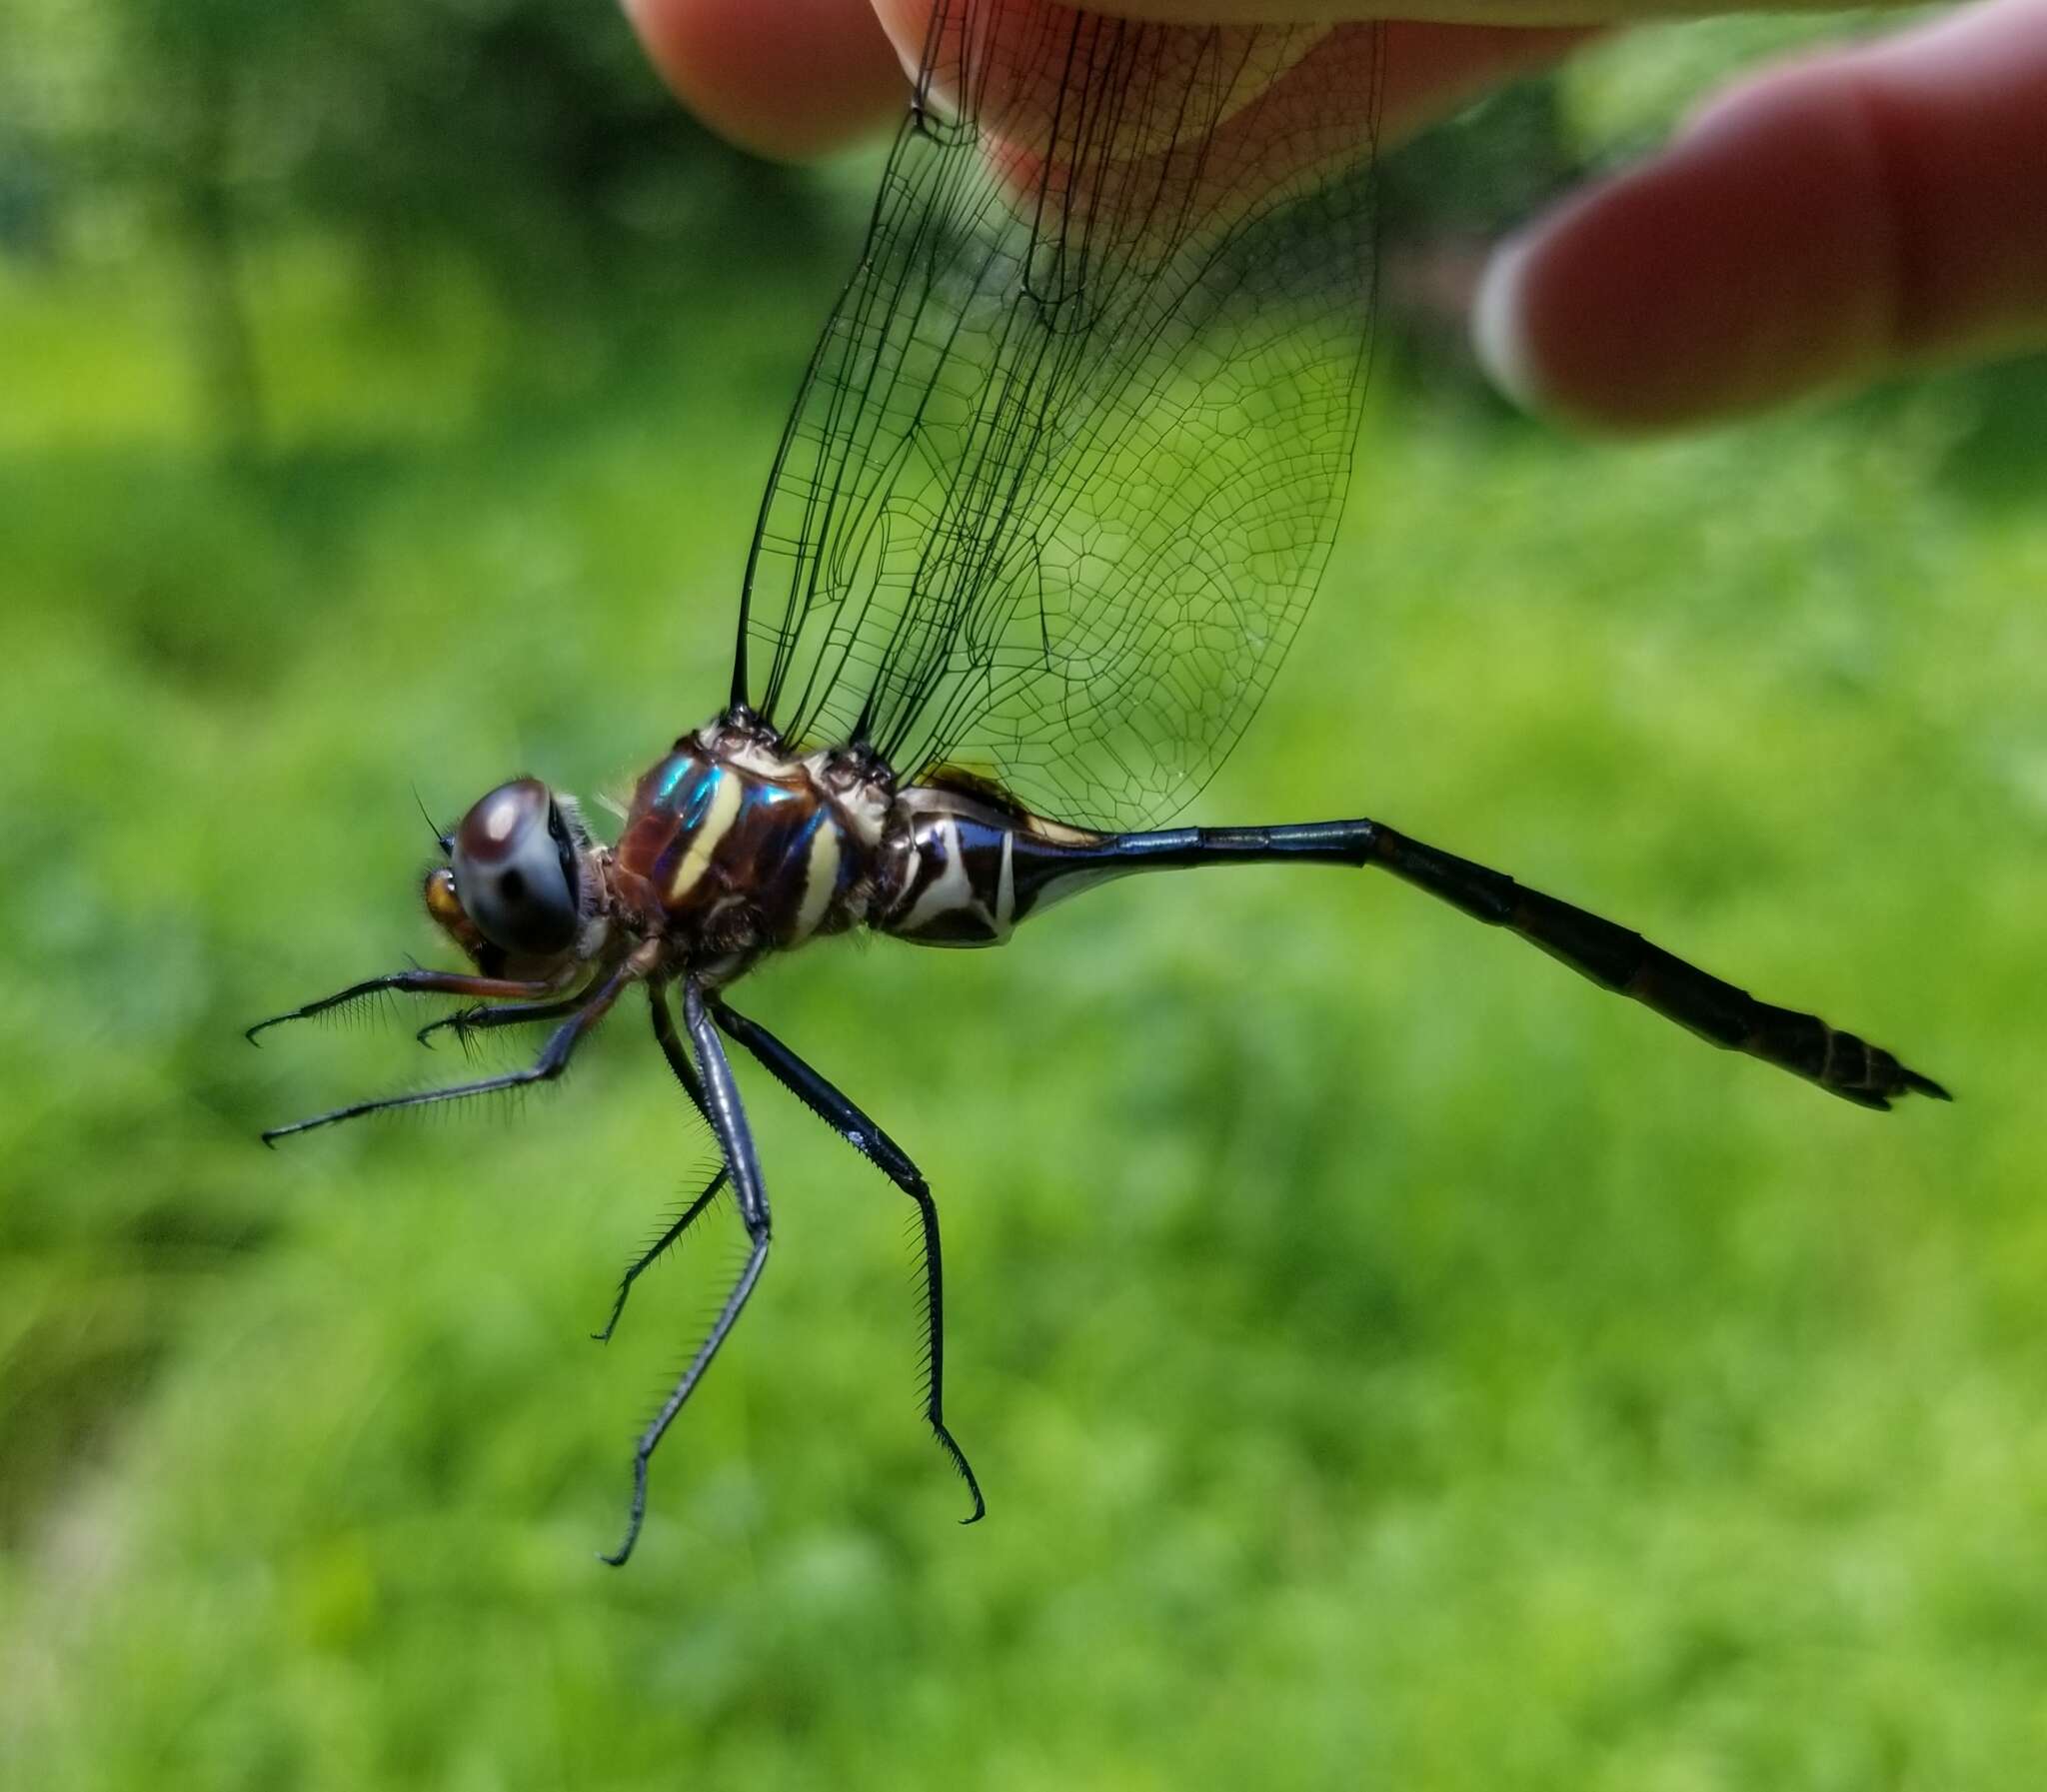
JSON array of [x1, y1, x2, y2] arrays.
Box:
[[6, 105, 2047, 1792]]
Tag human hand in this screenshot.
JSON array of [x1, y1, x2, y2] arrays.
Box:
[[623, 0, 2047, 433]]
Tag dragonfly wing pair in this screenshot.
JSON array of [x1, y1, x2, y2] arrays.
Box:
[[737, 0, 1387, 831]]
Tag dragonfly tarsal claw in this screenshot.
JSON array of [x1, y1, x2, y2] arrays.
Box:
[[415, 1006, 483, 1048]]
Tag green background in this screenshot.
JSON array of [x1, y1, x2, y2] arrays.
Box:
[[4, 5, 2045, 1787]]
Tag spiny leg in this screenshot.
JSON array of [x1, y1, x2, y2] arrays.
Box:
[[603, 979, 770, 1568], [712, 994, 985, 1523], [416, 992, 594, 1049], [593, 1171, 727, 1345], [247, 965, 578, 1043], [260, 944, 656, 1145], [590, 988, 729, 1345], [650, 979, 711, 1117], [1100, 819, 1946, 1109]]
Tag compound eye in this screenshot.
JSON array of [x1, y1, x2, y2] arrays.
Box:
[[450, 779, 581, 957]]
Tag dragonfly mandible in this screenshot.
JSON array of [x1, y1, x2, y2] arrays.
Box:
[[253, 0, 1945, 1564]]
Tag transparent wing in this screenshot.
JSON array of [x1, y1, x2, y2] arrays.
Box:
[[736, 0, 1383, 831]]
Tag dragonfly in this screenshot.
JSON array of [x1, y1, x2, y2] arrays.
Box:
[[253, 0, 1945, 1564]]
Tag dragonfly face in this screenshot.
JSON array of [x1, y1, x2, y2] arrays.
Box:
[[424, 778, 610, 981]]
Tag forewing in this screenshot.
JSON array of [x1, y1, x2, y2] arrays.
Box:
[[738, 0, 1382, 830]]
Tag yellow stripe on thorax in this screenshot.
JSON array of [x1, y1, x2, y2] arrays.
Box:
[[667, 771, 745, 903]]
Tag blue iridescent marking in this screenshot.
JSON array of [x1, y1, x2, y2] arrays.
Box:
[[791, 803, 827, 867], [752, 784, 825, 876], [679, 765, 724, 831], [651, 753, 706, 809]]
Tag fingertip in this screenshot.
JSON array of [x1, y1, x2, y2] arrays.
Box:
[[1473, 74, 1900, 435], [624, 0, 909, 161], [1484, 0, 2047, 434], [1470, 230, 1543, 417]]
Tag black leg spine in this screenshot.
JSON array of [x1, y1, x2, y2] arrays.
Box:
[[603, 980, 771, 1567], [712, 995, 986, 1522], [591, 988, 729, 1345]]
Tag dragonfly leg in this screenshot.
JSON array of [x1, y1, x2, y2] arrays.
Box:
[[247, 965, 578, 1043], [590, 988, 728, 1345], [603, 979, 770, 1567], [1106, 818, 1946, 1109], [415, 992, 595, 1048], [259, 943, 657, 1144], [712, 994, 986, 1523]]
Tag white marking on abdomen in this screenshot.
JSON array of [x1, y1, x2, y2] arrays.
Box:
[[995, 830, 1017, 935], [901, 819, 976, 934]]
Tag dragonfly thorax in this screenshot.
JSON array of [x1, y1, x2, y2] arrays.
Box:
[[607, 713, 1128, 981], [611, 715, 892, 985]]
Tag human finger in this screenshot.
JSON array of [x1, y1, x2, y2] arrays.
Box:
[[623, 0, 908, 160], [633, 0, 1587, 160], [1473, 0, 2047, 432]]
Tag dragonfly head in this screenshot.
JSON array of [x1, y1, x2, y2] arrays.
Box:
[[424, 778, 607, 974]]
